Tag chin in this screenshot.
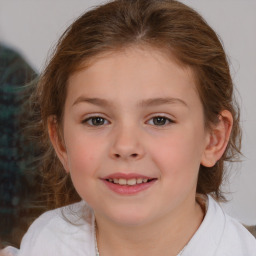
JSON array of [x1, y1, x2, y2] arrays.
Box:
[[105, 207, 154, 227]]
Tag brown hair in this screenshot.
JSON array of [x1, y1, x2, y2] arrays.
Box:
[[32, 0, 241, 209]]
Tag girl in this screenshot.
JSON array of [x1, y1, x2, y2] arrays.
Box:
[[2, 0, 256, 255]]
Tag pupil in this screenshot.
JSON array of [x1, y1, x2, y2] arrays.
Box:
[[92, 117, 104, 125], [153, 117, 166, 125]]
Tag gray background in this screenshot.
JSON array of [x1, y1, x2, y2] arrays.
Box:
[[0, 0, 255, 225]]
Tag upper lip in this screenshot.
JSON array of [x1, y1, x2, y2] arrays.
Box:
[[102, 172, 156, 180]]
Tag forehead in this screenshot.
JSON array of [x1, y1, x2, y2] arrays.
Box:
[[66, 46, 200, 108]]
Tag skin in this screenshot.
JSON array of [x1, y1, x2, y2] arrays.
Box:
[[49, 46, 233, 256]]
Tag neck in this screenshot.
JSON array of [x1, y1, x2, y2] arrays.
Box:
[[95, 198, 205, 256]]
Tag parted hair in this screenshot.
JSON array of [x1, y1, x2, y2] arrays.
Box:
[[32, 0, 241, 209]]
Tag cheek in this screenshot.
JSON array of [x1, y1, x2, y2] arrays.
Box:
[[64, 137, 104, 203], [65, 135, 104, 175], [150, 128, 205, 179]]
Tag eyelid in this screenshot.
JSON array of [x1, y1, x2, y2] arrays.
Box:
[[81, 113, 175, 127], [146, 114, 175, 126], [81, 114, 110, 126]]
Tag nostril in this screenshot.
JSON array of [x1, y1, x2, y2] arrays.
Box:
[[115, 153, 138, 158], [113, 153, 139, 159]]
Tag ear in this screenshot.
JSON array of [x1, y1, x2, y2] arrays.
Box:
[[48, 116, 70, 173], [201, 110, 233, 167]]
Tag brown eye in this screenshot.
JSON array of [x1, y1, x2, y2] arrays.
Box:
[[148, 116, 174, 126], [153, 117, 168, 125], [83, 116, 108, 126]]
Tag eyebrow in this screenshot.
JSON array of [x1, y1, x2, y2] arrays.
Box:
[[72, 96, 188, 108], [72, 97, 114, 107], [138, 97, 188, 108]]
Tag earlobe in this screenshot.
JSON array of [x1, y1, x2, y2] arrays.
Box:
[[201, 110, 233, 167], [48, 116, 69, 172]]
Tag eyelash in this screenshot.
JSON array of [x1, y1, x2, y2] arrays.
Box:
[[147, 116, 174, 126], [82, 116, 109, 126], [82, 115, 175, 127]]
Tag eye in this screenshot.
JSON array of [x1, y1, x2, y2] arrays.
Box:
[[82, 116, 109, 126], [147, 116, 174, 126]]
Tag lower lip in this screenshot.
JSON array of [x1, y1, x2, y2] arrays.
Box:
[[102, 180, 156, 195]]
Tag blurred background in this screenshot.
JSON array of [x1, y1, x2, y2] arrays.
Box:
[[0, 0, 255, 246]]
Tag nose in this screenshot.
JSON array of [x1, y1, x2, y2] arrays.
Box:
[[109, 124, 145, 161]]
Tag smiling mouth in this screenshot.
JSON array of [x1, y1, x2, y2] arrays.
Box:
[[105, 178, 157, 186], [102, 174, 157, 195]]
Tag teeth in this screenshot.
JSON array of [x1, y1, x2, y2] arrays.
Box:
[[127, 178, 136, 185], [108, 178, 150, 185], [137, 178, 143, 184], [119, 179, 127, 185]]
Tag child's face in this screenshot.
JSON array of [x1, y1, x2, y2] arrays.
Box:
[[55, 47, 212, 226]]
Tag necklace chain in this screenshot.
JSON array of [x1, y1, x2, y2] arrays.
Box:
[[94, 220, 100, 256]]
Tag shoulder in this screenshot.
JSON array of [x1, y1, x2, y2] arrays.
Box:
[[0, 247, 19, 256], [184, 195, 256, 256], [217, 207, 256, 255], [208, 196, 256, 255], [18, 201, 95, 256]]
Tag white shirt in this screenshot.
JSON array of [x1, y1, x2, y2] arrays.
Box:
[[1, 195, 256, 256]]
